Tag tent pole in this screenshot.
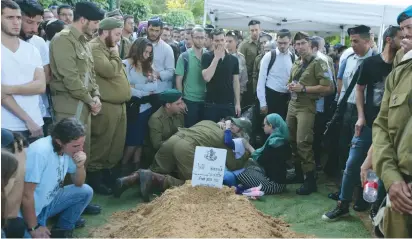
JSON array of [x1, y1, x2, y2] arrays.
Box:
[[340, 27, 345, 45], [203, 0, 208, 27], [378, 24, 385, 52]]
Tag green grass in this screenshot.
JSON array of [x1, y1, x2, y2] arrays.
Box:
[[75, 182, 372, 238]]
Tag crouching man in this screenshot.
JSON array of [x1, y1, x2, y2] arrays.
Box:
[[20, 118, 93, 238]]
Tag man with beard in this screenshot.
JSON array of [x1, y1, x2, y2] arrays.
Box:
[[239, 20, 261, 108], [14, 0, 52, 135], [87, 17, 131, 194], [147, 17, 175, 106], [1, 0, 45, 143], [371, 6, 412, 237], [322, 26, 402, 222], [49, 1, 104, 196], [106, 10, 131, 60]]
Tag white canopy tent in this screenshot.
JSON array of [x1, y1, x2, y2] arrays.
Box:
[[203, 0, 410, 47]]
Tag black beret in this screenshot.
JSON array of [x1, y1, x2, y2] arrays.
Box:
[[248, 20, 261, 26], [294, 31, 310, 41], [74, 2, 105, 21], [347, 25, 371, 36]]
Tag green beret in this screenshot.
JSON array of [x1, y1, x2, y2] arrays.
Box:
[[159, 89, 182, 103], [99, 17, 124, 30], [74, 2, 105, 21], [294, 31, 310, 41], [106, 9, 123, 18]]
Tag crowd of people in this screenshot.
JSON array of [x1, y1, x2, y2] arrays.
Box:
[[1, 0, 411, 237]]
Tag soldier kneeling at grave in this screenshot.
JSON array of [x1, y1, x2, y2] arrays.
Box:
[[113, 120, 250, 201]]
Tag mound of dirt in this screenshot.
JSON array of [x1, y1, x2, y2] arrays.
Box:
[[92, 181, 309, 238]]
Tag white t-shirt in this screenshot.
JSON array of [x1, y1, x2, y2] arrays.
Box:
[[28, 35, 51, 118], [1, 40, 44, 131]]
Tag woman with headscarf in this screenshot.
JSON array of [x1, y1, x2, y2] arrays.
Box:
[[236, 113, 291, 194]]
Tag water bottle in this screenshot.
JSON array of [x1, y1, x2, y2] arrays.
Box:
[[363, 170, 379, 203]]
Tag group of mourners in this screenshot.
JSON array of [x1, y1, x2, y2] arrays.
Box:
[[1, 0, 412, 237]]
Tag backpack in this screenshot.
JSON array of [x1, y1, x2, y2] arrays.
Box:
[[267, 50, 296, 76]]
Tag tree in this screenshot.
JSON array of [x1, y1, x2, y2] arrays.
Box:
[[38, 0, 108, 9], [166, 0, 186, 9], [162, 9, 194, 27], [120, 0, 151, 22]]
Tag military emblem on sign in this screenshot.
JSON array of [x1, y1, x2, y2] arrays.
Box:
[[204, 149, 217, 161]]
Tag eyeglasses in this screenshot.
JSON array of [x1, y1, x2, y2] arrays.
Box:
[[193, 36, 205, 40]]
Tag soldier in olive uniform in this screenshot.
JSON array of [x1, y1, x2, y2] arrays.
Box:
[[372, 7, 412, 238], [286, 32, 333, 195], [106, 9, 131, 59], [114, 120, 249, 201], [113, 90, 184, 197], [87, 18, 132, 195], [239, 20, 261, 107], [49, 2, 104, 159]]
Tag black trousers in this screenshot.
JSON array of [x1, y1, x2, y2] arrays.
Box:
[[265, 87, 289, 120], [313, 112, 327, 166]]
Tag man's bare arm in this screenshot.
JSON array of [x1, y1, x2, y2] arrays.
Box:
[[2, 68, 46, 95]]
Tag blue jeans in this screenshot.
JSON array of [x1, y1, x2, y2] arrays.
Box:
[[23, 184, 93, 237], [203, 102, 235, 123], [223, 168, 245, 187], [183, 99, 204, 128], [339, 126, 372, 202]]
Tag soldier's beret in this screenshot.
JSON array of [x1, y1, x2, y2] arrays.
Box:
[[74, 2, 105, 21], [159, 89, 182, 103], [294, 31, 310, 41], [397, 5, 412, 25], [99, 17, 124, 30], [106, 9, 123, 18], [347, 25, 371, 36]]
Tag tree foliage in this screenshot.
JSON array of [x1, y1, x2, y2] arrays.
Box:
[[166, 0, 185, 9], [38, 0, 108, 9], [120, 0, 151, 22], [163, 9, 194, 27]]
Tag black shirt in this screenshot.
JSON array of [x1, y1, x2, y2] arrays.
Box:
[[357, 54, 392, 128], [257, 143, 291, 184], [201, 51, 239, 104]]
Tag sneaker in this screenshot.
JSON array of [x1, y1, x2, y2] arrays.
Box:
[[322, 201, 350, 221], [369, 207, 378, 221], [328, 191, 340, 201]]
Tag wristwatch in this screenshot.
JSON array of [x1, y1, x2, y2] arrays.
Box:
[[301, 85, 307, 93], [28, 223, 40, 232]]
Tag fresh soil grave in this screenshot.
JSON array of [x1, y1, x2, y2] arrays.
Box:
[[92, 181, 311, 238]]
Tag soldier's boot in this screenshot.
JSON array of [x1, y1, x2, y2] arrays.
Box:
[[113, 171, 139, 198], [139, 169, 154, 202], [353, 186, 370, 212], [138, 170, 166, 202], [296, 171, 317, 195], [87, 171, 113, 195]]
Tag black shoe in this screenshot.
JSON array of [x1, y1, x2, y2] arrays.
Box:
[[322, 201, 350, 221], [75, 218, 86, 229], [296, 171, 317, 195], [353, 187, 370, 212], [328, 191, 340, 201], [87, 171, 113, 195], [50, 228, 73, 238], [82, 203, 101, 215]]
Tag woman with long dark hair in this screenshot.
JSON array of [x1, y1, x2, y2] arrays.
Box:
[[122, 38, 159, 171]]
